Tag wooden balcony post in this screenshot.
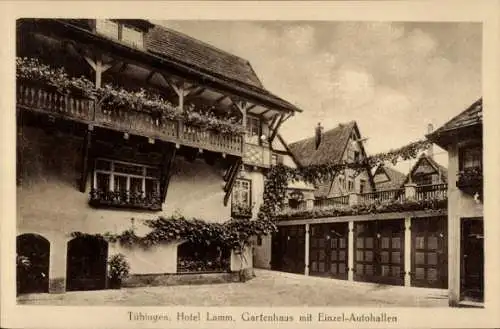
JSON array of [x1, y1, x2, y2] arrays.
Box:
[[348, 221, 354, 281], [83, 54, 115, 88], [404, 183, 417, 200], [348, 192, 359, 206]]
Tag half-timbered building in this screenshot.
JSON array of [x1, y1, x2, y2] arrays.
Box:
[[16, 19, 301, 294]]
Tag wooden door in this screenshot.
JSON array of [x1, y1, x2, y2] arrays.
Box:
[[411, 217, 448, 288], [271, 225, 305, 274], [17, 234, 50, 294], [66, 236, 108, 291], [309, 223, 348, 280], [461, 218, 484, 302], [354, 220, 405, 286]]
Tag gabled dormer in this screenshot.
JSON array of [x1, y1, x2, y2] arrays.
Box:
[[403, 153, 448, 186], [94, 19, 154, 49]]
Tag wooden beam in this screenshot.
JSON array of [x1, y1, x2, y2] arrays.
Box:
[[118, 62, 128, 73], [83, 54, 116, 88], [269, 114, 286, 142], [83, 55, 97, 71], [79, 127, 93, 192], [185, 87, 206, 99], [212, 95, 228, 106], [223, 159, 242, 206], [160, 144, 177, 202], [145, 71, 157, 84]]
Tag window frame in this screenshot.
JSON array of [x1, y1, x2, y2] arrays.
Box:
[[231, 178, 252, 208], [95, 19, 144, 49], [93, 158, 160, 198], [245, 115, 261, 145], [459, 144, 482, 171]]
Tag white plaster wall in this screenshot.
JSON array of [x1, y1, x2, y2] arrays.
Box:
[[17, 126, 241, 276], [253, 235, 272, 269]]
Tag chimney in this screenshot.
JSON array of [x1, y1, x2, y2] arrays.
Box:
[[315, 122, 323, 149], [427, 123, 434, 159]]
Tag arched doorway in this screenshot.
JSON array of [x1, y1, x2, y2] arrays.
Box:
[[17, 233, 50, 294], [66, 236, 108, 291]]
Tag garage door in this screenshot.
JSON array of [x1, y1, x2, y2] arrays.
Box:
[[354, 220, 405, 286], [271, 225, 305, 274], [309, 223, 348, 280], [411, 217, 448, 289]]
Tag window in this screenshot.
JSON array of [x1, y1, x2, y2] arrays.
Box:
[[95, 20, 144, 49], [122, 26, 144, 48], [354, 151, 360, 162], [339, 177, 345, 190], [271, 154, 284, 166], [232, 179, 251, 206], [348, 179, 354, 191], [460, 145, 482, 170], [95, 19, 119, 39], [413, 174, 433, 186], [231, 179, 252, 218], [245, 116, 261, 144], [92, 159, 161, 209], [359, 179, 367, 194]]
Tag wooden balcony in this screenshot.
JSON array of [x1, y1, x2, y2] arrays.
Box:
[[416, 183, 447, 201], [277, 183, 448, 221], [298, 183, 448, 211], [17, 82, 244, 156], [358, 188, 404, 205], [313, 195, 349, 208]]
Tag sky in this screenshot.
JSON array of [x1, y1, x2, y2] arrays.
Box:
[[158, 20, 482, 172]]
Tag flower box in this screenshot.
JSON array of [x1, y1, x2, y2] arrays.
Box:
[[456, 167, 483, 193]]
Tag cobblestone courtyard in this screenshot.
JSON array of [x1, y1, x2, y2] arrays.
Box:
[[17, 269, 448, 307]]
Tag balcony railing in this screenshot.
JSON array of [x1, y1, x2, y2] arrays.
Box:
[[300, 183, 448, 211], [416, 183, 447, 201], [89, 189, 162, 211], [17, 82, 244, 156], [358, 188, 404, 205], [314, 195, 349, 208]]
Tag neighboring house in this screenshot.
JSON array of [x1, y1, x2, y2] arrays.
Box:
[[288, 121, 375, 206], [403, 153, 448, 186], [398, 153, 448, 201], [16, 19, 301, 294], [372, 164, 407, 191], [427, 98, 483, 306]]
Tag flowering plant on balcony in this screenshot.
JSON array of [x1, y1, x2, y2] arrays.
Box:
[[457, 167, 483, 190], [89, 189, 162, 211], [275, 198, 447, 221], [183, 105, 244, 135], [16, 57, 95, 97], [17, 57, 245, 136]]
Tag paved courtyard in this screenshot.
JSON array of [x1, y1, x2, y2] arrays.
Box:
[[17, 269, 448, 307]]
